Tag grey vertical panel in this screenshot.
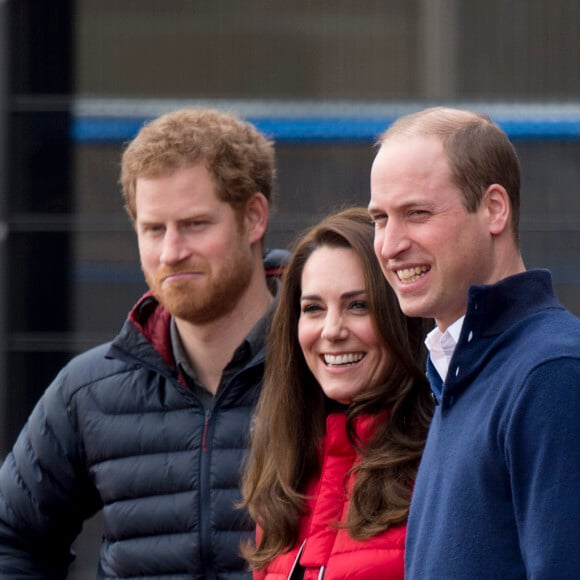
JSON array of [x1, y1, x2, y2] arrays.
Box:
[[418, 0, 458, 98]]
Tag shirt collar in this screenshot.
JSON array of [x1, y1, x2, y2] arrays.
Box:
[[425, 316, 465, 381], [170, 316, 196, 379], [169, 287, 279, 382]]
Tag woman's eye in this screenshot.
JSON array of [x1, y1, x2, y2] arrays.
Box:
[[350, 300, 368, 311], [301, 303, 322, 314]]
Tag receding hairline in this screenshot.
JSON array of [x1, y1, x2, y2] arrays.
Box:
[[378, 106, 491, 144]]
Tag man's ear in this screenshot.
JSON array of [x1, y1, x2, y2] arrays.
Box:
[[244, 192, 269, 244], [484, 184, 511, 236]]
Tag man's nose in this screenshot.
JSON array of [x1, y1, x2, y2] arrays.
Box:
[[160, 228, 189, 264], [376, 219, 411, 260]]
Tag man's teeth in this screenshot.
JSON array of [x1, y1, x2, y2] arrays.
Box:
[[397, 266, 429, 283], [324, 353, 364, 366]]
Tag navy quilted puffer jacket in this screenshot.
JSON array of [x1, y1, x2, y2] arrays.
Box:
[[0, 250, 288, 579]]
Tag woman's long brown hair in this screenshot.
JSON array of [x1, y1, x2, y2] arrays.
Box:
[[241, 207, 433, 570]]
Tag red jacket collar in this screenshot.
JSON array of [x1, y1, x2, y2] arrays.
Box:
[[128, 291, 174, 368]]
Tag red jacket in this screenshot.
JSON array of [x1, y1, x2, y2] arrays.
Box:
[[255, 413, 406, 579]]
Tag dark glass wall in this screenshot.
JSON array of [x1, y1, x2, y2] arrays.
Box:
[[4, 0, 580, 460], [3, 0, 75, 450]]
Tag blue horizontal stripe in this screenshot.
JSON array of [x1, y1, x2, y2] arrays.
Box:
[[72, 115, 580, 144]]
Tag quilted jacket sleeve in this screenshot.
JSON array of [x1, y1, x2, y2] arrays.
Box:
[[0, 367, 101, 578]]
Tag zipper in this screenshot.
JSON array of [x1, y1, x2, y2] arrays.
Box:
[[286, 541, 326, 579], [201, 408, 210, 451], [287, 540, 306, 580], [199, 408, 215, 580], [195, 361, 264, 577]]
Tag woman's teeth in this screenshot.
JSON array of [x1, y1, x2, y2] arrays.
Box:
[[323, 353, 364, 366]]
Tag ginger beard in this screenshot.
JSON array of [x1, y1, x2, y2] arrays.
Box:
[[144, 233, 254, 325]]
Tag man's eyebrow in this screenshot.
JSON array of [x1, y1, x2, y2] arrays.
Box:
[[369, 199, 433, 214]]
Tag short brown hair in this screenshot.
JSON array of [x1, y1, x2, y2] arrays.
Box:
[[378, 107, 521, 242], [120, 108, 276, 221]]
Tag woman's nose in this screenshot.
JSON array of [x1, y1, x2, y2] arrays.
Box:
[[321, 313, 348, 341]]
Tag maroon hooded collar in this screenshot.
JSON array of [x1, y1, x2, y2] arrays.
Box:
[[128, 291, 174, 369]]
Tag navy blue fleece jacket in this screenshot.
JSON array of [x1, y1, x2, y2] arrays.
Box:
[[406, 270, 580, 579]]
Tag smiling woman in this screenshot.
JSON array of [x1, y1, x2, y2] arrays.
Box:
[[241, 207, 434, 579], [298, 245, 393, 405]]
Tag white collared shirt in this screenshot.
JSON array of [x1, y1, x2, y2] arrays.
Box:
[[425, 316, 465, 382]]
